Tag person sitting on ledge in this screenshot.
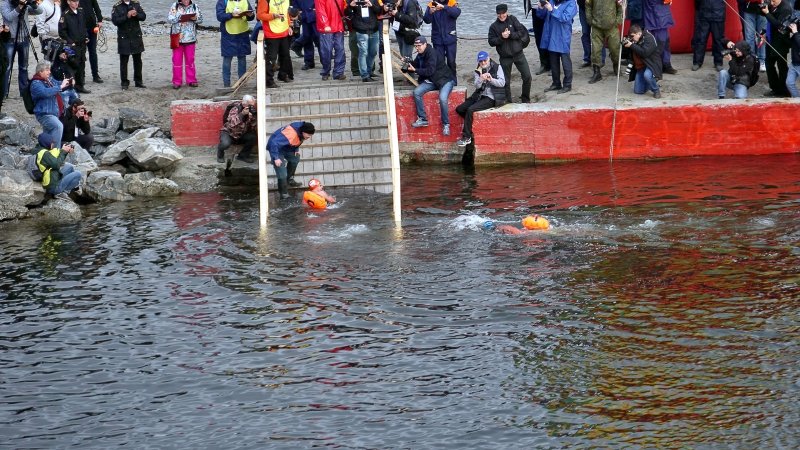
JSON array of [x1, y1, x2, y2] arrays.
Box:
[[60, 98, 94, 152], [455, 50, 505, 147], [217, 94, 257, 164], [29, 134, 82, 201], [406, 35, 455, 136]]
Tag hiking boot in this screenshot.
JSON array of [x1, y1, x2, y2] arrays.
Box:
[[653, 91, 662, 99], [334, 74, 347, 80], [321, 75, 330, 81], [557, 86, 571, 94], [287, 178, 302, 188], [588, 65, 602, 84], [544, 84, 561, 92], [456, 135, 472, 146], [411, 118, 429, 128], [442, 124, 450, 136]]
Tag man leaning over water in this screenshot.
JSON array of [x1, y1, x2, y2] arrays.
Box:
[[267, 121, 315, 199]]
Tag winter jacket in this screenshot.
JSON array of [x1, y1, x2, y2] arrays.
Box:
[[488, 14, 529, 58], [221, 101, 257, 139], [423, 3, 460, 46], [34, 0, 61, 40], [168, 1, 204, 44], [258, 0, 294, 38], [413, 44, 452, 88], [643, 0, 673, 31], [537, 0, 577, 54], [292, 0, 316, 24], [696, 0, 725, 22], [111, 0, 146, 55], [346, 1, 381, 34], [34, 147, 68, 189], [216, 0, 254, 57], [315, 0, 345, 33], [394, 0, 422, 42], [626, 0, 642, 22], [627, 30, 663, 81], [585, 0, 622, 30], [0, 1, 42, 44], [473, 59, 506, 105], [267, 121, 308, 161], [60, 107, 91, 144], [764, 0, 793, 47], [58, 6, 91, 46], [726, 41, 756, 86], [30, 75, 64, 117]]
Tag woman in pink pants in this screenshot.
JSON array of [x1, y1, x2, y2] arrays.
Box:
[[168, 0, 204, 88]]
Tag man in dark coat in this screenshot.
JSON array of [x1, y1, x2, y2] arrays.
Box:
[[407, 36, 456, 136], [111, 0, 146, 90], [79, 0, 103, 83], [761, 0, 793, 97], [58, 0, 94, 93], [691, 0, 726, 71], [489, 3, 532, 103], [718, 40, 756, 98], [624, 24, 662, 98], [290, 0, 319, 70], [643, 0, 677, 74]]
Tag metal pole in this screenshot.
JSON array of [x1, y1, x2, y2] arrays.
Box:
[[257, 31, 269, 228], [381, 21, 402, 224]]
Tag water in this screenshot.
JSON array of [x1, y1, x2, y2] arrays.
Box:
[[1, 155, 799, 448]]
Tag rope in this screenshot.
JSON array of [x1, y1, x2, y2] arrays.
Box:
[[609, 0, 628, 162], [97, 27, 108, 53]]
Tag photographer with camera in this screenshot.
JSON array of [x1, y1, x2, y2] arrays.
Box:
[[717, 40, 756, 98], [384, 0, 422, 59], [785, 21, 800, 96], [423, 0, 460, 78], [407, 36, 455, 135], [50, 44, 78, 106], [1, 0, 43, 97], [622, 24, 662, 98], [30, 61, 72, 150], [31, 134, 82, 201], [59, 0, 94, 94], [217, 94, 257, 164], [60, 97, 93, 150], [455, 50, 505, 147], [489, 3, 531, 103], [761, 0, 793, 97]]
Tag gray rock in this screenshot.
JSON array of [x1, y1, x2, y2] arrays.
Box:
[[28, 197, 82, 223], [125, 172, 181, 197], [119, 107, 150, 132], [0, 146, 27, 169], [99, 127, 159, 166], [127, 138, 184, 171], [102, 117, 121, 133], [0, 122, 36, 148], [94, 127, 117, 145], [85, 170, 133, 202], [90, 144, 106, 157], [0, 200, 29, 221], [0, 168, 45, 206], [115, 130, 130, 142], [0, 116, 18, 132], [66, 142, 98, 176]]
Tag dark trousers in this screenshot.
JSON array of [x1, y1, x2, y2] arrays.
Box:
[[265, 36, 292, 83], [692, 19, 725, 66], [74, 44, 87, 89], [349, 31, 360, 75], [74, 133, 94, 151], [119, 53, 142, 86], [532, 15, 550, 69], [293, 21, 320, 66], [455, 94, 495, 138], [549, 51, 572, 88], [87, 28, 99, 78], [500, 52, 532, 103], [218, 130, 257, 157], [766, 40, 790, 96], [433, 41, 457, 78]]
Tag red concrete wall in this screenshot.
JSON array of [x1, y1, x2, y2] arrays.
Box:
[[471, 101, 800, 162], [395, 88, 466, 142], [171, 100, 231, 147], [654, 4, 743, 54]]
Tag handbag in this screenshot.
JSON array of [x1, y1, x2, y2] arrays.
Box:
[[170, 33, 180, 49], [30, 24, 38, 38]]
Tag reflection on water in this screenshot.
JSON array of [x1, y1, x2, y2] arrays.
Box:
[[1, 155, 799, 448]]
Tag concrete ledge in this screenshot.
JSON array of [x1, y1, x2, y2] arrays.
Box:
[[171, 100, 232, 147]]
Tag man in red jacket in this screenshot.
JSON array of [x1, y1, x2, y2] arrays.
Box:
[[315, 0, 347, 80], [258, 0, 295, 87]]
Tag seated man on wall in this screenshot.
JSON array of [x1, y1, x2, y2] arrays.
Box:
[[217, 94, 257, 164], [405, 36, 455, 136], [455, 50, 505, 147], [718, 40, 756, 99]]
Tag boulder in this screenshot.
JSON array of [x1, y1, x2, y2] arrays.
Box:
[[119, 107, 151, 132], [0, 116, 18, 132], [115, 130, 130, 142], [66, 142, 98, 176], [85, 170, 133, 202], [93, 127, 116, 145], [0, 146, 27, 169], [0, 121, 36, 148], [99, 127, 159, 166], [0, 168, 45, 206], [0, 200, 29, 221], [125, 172, 181, 197], [27, 197, 82, 223], [127, 138, 184, 171]]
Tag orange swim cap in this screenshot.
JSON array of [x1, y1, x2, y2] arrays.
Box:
[[308, 178, 321, 190], [521, 215, 550, 230]]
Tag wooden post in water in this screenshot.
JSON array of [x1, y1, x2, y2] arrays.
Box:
[[382, 21, 402, 224], [256, 31, 269, 228]]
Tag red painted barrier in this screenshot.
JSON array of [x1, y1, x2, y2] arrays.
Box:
[[171, 100, 231, 147]]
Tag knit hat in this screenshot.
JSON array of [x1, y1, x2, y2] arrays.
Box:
[[299, 122, 316, 135], [496, 4, 508, 13], [37, 133, 52, 149], [414, 36, 427, 45], [477, 51, 490, 62]]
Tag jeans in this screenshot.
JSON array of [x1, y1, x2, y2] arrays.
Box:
[[634, 67, 659, 94], [218, 130, 256, 157], [742, 12, 767, 62], [356, 31, 379, 79], [413, 80, 454, 125], [786, 64, 800, 97], [172, 43, 197, 86], [271, 151, 301, 181], [48, 163, 82, 195], [718, 69, 749, 98], [500, 52, 532, 102], [222, 55, 247, 87], [5, 39, 30, 96], [319, 32, 345, 77], [37, 114, 64, 150]]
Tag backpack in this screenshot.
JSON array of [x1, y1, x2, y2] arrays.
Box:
[[22, 80, 34, 114], [411, 0, 423, 28], [748, 56, 760, 87]]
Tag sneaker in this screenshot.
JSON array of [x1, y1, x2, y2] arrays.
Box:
[[653, 91, 662, 99], [691, 64, 701, 71], [456, 135, 472, 146], [55, 192, 70, 201], [718, 95, 725, 99], [760, 62, 766, 72], [321, 75, 330, 81], [291, 45, 303, 58], [442, 124, 450, 136], [411, 118, 429, 128], [287, 178, 302, 188], [333, 74, 347, 80], [75, 186, 83, 196]]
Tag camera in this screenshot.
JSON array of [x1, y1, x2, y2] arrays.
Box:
[[384, 0, 396, 9], [780, 13, 800, 34], [757, 0, 768, 8], [247, 105, 256, 115], [400, 56, 413, 73], [624, 62, 633, 76], [356, 0, 366, 6], [539, 0, 548, 5], [11, 0, 37, 8], [621, 36, 633, 46], [721, 48, 736, 57]]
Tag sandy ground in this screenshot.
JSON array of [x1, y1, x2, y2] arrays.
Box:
[[1, 24, 772, 136]]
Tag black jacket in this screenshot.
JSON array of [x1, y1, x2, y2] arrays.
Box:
[[727, 40, 756, 86], [695, 0, 725, 22], [628, 30, 663, 81], [413, 44, 453, 89], [59, 7, 91, 47], [111, 0, 146, 55], [393, 0, 422, 44], [488, 14, 529, 58], [475, 59, 506, 106], [764, 0, 793, 47], [60, 107, 92, 143], [346, 1, 381, 34], [79, 0, 103, 26]]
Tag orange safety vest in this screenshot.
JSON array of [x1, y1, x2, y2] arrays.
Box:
[[303, 190, 327, 209]]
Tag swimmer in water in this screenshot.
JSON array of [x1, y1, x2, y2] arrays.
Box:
[[303, 178, 336, 209], [483, 214, 550, 235]]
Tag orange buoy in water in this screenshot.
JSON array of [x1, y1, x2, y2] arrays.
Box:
[[521, 215, 550, 230], [303, 190, 327, 209]]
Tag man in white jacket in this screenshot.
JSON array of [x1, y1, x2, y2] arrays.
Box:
[[34, 0, 60, 57]]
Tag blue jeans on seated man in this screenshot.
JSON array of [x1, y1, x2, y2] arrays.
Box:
[[36, 114, 64, 150], [718, 69, 749, 99], [413, 80, 455, 125], [785, 65, 800, 97], [633, 67, 659, 95], [48, 163, 82, 195], [356, 31, 379, 79]]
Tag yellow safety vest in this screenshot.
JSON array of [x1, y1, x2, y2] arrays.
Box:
[[36, 148, 61, 188], [265, 0, 289, 34], [225, 0, 251, 34]]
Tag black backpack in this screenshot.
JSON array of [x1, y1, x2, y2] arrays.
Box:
[[22, 80, 34, 114]]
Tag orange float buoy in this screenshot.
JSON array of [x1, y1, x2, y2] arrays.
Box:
[[521, 215, 550, 230], [93, 27, 99, 34], [303, 190, 327, 209]]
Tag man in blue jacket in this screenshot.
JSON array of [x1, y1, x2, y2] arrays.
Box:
[[290, 0, 319, 70], [30, 61, 72, 150], [267, 121, 316, 199], [423, 0, 460, 78], [537, 0, 577, 93]]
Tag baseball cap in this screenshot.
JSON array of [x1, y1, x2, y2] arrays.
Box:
[[477, 51, 490, 62]]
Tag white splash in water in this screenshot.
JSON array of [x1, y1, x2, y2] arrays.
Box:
[[449, 214, 493, 231]]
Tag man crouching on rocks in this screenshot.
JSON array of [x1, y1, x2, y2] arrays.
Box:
[[29, 134, 82, 201], [267, 121, 315, 199], [217, 94, 257, 164]]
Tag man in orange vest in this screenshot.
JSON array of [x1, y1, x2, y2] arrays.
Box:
[[257, 0, 295, 87]]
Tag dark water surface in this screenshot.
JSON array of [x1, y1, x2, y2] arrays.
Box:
[[2, 155, 799, 449]]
